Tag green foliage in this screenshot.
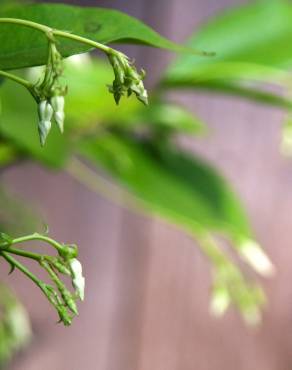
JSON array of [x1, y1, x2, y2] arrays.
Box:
[[0, 2, 207, 71], [163, 0, 292, 107]]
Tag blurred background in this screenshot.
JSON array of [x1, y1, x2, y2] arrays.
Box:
[[1, 0, 292, 369]]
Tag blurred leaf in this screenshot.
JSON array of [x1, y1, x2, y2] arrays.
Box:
[[119, 101, 206, 135], [163, 79, 292, 109], [167, 0, 292, 73], [163, 0, 292, 107], [77, 132, 274, 276], [0, 77, 69, 168], [77, 133, 273, 322], [0, 3, 209, 71], [0, 143, 17, 167], [280, 113, 292, 156], [78, 132, 251, 240]]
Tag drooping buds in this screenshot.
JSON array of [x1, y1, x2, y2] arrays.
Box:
[[32, 41, 67, 145], [37, 100, 53, 146], [108, 52, 148, 106]]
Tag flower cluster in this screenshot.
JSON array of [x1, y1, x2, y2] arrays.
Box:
[[32, 41, 67, 146], [108, 52, 148, 106], [0, 233, 85, 326], [39, 244, 85, 325]]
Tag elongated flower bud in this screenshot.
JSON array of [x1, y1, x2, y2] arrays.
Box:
[[51, 95, 65, 133], [52, 258, 71, 275], [60, 288, 78, 315], [56, 304, 72, 326], [69, 258, 85, 301], [38, 100, 54, 122], [238, 238, 275, 277], [38, 100, 53, 146], [210, 284, 230, 317]]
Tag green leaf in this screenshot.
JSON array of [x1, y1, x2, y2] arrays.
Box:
[[0, 143, 17, 166], [118, 101, 206, 135], [163, 0, 292, 107], [78, 132, 251, 240], [168, 0, 292, 73], [0, 77, 69, 168], [0, 3, 210, 71], [163, 79, 292, 110]]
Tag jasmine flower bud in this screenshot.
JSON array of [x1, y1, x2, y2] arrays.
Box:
[[38, 100, 53, 146], [69, 258, 85, 301], [51, 95, 65, 133], [210, 284, 230, 317], [238, 238, 275, 277]]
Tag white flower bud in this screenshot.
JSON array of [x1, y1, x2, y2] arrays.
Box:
[[242, 306, 262, 326], [38, 100, 53, 122], [69, 258, 85, 301], [280, 120, 292, 157], [238, 238, 275, 277], [38, 100, 53, 146], [210, 285, 230, 317], [51, 95, 65, 133]]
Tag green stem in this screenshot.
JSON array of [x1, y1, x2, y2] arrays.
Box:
[[0, 70, 32, 89], [11, 233, 64, 253], [53, 29, 111, 54], [0, 17, 51, 33], [0, 17, 112, 55], [0, 251, 42, 287], [0, 246, 46, 262]]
